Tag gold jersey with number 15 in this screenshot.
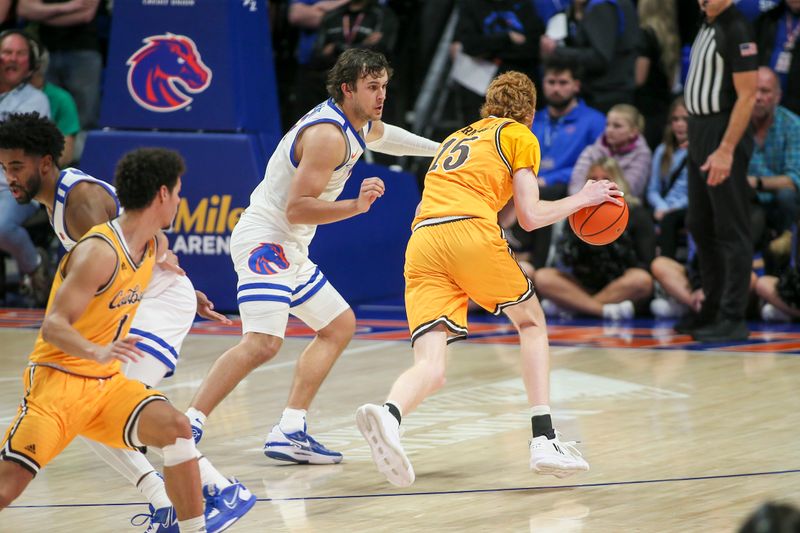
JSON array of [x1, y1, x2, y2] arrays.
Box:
[[413, 117, 541, 228]]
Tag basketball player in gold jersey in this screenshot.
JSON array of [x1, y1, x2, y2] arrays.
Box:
[[356, 71, 623, 487], [0, 149, 208, 532]]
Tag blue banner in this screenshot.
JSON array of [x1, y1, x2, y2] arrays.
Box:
[[81, 130, 420, 312], [99, 0, 280, 135]]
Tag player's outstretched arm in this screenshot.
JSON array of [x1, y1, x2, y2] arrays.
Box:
[[365, 121, 440, 157], [286, 122, 384, 225], [513, 167, 622, 231], [41, 239, 144, 364]]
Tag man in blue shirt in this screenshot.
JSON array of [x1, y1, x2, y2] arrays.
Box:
[[516, 56, 604, 268], [748, 66, 800, 259]]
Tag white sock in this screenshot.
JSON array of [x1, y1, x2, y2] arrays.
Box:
[[279, 408, 307, 434], [137, 470, 171, 510], [82, 438, 171, 509], [178, 515, 206, 532], [198, 455, 232, 490], [186, 407, 207, 427], [530, 405, 551, 417]]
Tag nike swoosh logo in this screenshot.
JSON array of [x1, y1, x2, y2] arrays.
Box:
[[222, 486, 251, 509], [222, 487, 239, 509], [286, 437, 311, 450]]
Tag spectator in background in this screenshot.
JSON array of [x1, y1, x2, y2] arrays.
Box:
[[29, 47, 79, 166], [287, 0, 352, 120], [510, 55, 604, 269], [290, 0, 351, 67], [568, 103, 652, 199], [738, 502, 800, 533], [541, 0, 639, 113], [651, 234, 759, 320], [532, 0, 572, 25], [647, 96, 689, 260], [536, 157, 655, 320], [17, 0, 104, 146], [748, 66, 800, 266], [755, 0, 800, 116], [635, 0, 681, 149], [650, 234, 703, 319], [301, 0, 399, 112], [755, 224, 800, 322], [0, 29, 50, 305], [451, 0, 545, 122], [0, 0, 15, 31], [312, 0, 399, 69], [733, 0, 780, 22]]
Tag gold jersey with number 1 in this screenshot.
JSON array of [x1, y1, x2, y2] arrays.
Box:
[[29, 219, 157, 378], [413, 116, 541, 227]]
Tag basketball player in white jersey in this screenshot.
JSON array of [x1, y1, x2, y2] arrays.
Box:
[[0, 113, 254, 533], [185, 48, 440, 464]]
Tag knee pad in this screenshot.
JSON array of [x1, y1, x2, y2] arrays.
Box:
[[162, 437, 198, 467]]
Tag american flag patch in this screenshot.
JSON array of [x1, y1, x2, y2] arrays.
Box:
[[739, 42, 758, 57]]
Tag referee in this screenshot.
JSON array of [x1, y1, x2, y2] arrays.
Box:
[[681, 0, 758, 342]]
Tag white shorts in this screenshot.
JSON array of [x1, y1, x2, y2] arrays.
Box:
[[125, 270, 197, 387], [230, 224, 349, 338]]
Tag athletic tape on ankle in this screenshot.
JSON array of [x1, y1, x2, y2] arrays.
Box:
[[162, 438, 198, 466]]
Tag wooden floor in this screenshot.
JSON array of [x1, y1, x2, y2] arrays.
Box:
[[2, 312, 799, 532]]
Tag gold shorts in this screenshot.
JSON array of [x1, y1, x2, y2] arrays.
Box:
[[1, 365, 166, 475], [404, 217, 532, 344]]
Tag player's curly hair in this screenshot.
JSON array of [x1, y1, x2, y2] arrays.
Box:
[[0, 112, 64, 163], [480, 71, 536, 125], [326, 48, 393, 103], [114, 148, 184, 210]]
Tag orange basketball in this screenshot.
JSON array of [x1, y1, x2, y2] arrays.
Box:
[[568, 198, 629, 245]]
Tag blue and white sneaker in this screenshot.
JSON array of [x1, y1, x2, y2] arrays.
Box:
[[204, 479, 256, 533], [130, 505, 179, 533], [264, 424, 343, 464]]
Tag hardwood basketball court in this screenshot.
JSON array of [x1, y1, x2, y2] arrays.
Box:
[[1, 309, 798, 532]]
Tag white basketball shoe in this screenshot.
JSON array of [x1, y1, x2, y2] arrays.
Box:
[[530, 433, 589, 479], [356, 404, 415, 487]]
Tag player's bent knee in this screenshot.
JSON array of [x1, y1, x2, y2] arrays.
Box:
[[242, 333, 282, 365], [162, 437, 198, 467], [650, 257, 669, 278], [320, 308, 356, 344]]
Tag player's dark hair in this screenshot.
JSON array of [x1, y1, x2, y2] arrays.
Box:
[[114, 148, 184, 210], [0, 112, 64, 163], [326, 48, 393, 103]]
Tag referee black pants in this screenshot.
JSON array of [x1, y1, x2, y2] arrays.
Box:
[[687, 114, 754, 321]]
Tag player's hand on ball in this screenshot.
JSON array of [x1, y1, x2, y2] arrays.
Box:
[[196, 290, 232, 325], [95, 336, 145, 364], [581, 179, 624, 206], [357, 177, 385, 213]]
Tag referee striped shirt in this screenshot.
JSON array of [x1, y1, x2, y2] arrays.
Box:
[[684, 6, 758, 116]]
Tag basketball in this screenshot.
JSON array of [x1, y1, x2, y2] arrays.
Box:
[[568, 198, 629, 246]]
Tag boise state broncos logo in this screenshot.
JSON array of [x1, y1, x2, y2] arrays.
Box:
[[126, 33, 212, 112], [249, 243, 290, 275]]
